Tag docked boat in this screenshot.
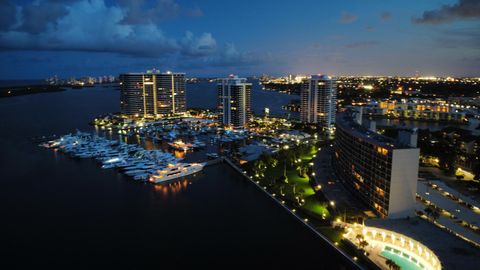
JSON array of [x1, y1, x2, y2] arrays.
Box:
[[192, 138, 206, 149], [206, 153, 219, 159], [167, 140, 193, 151], [149, 163, 204, 184]]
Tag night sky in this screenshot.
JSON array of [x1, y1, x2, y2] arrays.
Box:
[[0, 0, 479, 79]]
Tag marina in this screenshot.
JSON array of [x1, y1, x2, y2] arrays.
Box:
[[40, 130, 209, 183], [0, 86, 355, 268]]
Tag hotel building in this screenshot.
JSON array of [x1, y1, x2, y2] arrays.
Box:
[[300, 75, 337, 130], [333, 110, 419, 218], [119, 70, 186, 118], [217, 75, 252, 128], [362, 99, 467, 122]]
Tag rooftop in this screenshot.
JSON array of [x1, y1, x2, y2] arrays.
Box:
[[311, 74, 332, 80], [336, 110, 413, 149]]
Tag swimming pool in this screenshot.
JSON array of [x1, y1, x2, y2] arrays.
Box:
[[380, 246, 424, 270]]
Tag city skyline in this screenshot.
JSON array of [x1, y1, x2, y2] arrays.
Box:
[[1, 0, 480, 79], [2, 1, 480, 269]]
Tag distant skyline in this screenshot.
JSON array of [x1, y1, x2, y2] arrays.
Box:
[[0, 0, 479, 79]]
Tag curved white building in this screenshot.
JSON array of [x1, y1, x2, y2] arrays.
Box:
[[342, 223, 441, 270]]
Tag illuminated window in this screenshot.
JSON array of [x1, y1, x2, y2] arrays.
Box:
[[377, 147, 388, 156], [375, 186, 385, 197]]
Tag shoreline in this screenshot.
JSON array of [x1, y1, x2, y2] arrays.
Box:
[[0, 85, 66, 98]]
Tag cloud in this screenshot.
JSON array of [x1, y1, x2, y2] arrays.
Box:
[[180, 31, 217, 57], [0, 0, 259, 69], [0, 0, 17, 31], [380, 11, 392, 21], [339, 11, 358, 24], [413, 0, 480, 24], [435, 27, 480, 48], [208, 43, 268, 67], [0, 0, 179, 57], [16, 0, 75, 34], [344, 41, 379, 49], [117, 0, 202, 25]]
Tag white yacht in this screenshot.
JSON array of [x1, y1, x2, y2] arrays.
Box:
[[149, 163, 204, 184]]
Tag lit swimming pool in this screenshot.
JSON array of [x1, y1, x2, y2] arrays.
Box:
[[380, 246, 423, 270]]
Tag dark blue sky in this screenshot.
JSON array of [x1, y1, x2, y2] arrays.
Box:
[[0, 0, 479, 79]]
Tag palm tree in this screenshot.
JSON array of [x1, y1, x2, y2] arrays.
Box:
[[355, 234, 364, 245], [359, 240, 368, 251], [424, 207, 432, 218], [425, 206, 441, 222], [385, 258, 395, 270], [431, 207, 441, 222]]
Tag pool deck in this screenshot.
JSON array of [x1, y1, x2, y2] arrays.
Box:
[[366, 217, 480, 270]]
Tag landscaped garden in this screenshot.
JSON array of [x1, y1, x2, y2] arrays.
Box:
[[244, 141, 330, 221]]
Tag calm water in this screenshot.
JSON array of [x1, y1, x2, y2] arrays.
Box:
[[372, 117, 480, 135], [0, 86, 355, 268], [187, 80, 298, 117]]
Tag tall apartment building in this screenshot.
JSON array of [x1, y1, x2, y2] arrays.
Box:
[[119, 71, 186, 118], [300, 75, 337, 130], [217, 75, 252, 128], [333, 110, 419, 218]]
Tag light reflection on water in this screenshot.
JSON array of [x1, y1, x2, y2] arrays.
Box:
[[143, 140, 156, 150], [153, 179, 192, 196], [174, 150, 186, 159]]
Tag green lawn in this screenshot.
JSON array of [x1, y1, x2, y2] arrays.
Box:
[[317, 227, 344, 243], [256, 145, 330, 220]]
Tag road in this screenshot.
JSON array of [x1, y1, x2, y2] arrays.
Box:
[[313, 145, 370, 221]]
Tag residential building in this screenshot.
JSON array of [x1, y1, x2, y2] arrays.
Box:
[[217, 75, 252, 128], [119, 70, 186, 118], [300, 75, 337, 130]]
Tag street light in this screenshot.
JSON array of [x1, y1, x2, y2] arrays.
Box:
[[330, 201, 335, 207]]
